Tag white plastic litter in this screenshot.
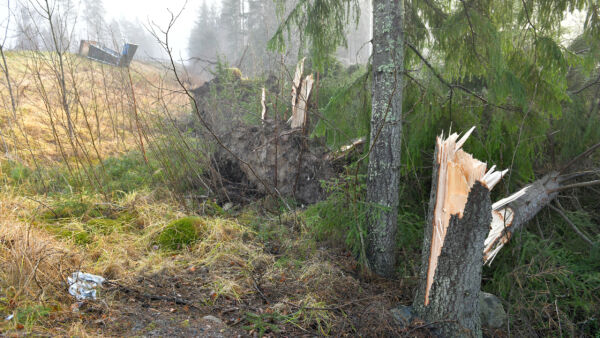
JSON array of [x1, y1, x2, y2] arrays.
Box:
[[5, 313, 14, 321], [68, 272, 105, 300]]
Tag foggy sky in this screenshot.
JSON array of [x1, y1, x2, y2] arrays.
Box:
[[102, 0, 218, 59], [0, 0, 220, 59], [0, 0, 587, 60]]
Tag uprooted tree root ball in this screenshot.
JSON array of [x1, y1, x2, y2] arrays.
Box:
[[213, 120, 335, 205]]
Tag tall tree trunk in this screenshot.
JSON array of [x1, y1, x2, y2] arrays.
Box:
[[366, 0, 404, 277]]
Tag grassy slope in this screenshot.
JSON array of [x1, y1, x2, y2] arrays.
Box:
[[0, 51, 188, 164]]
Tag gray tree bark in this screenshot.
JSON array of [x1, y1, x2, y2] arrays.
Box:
[[413, 149, 491, 337], [484, 172, 560, 263], [366, 0, 404, 277]]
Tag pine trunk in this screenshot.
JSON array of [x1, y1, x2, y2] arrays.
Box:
[[366, 0, 404, 277]]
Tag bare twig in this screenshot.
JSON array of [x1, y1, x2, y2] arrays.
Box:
[[249, 274, 270, 304], [24, 196, 59, 218], [571, 73, 600, 95], [549, 203, 594, 246], [549, 180, 600, 193], [558, 170, 599, 182], [405, 41, 520, 112], [105, 280, 200, 309], [559, 141, 600, 174]]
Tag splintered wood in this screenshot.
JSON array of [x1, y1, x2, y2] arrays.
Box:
[[261, 87, 267, 121], [425, 127, 508, 305], [288, 58, 314, 129], [291, 57, 305, 112], [484, 186, 529, 264]]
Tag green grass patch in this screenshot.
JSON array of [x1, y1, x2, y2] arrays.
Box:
[[156, 216, 206, 250], [483, 212, 600, 336], [14, 305, 51, 327], [41, 199, 103, 221], [101, 152, 159, 194], [38, 196, 140, 245], [243, 311, 285, 336]]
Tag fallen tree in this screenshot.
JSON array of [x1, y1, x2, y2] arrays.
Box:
[[484, 142, 600, 264], [191, 60, 334, 205]]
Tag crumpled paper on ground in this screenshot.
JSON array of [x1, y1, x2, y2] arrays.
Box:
[[68, 271, 105, 300]]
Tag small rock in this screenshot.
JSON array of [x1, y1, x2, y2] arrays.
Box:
[[70, 302, 84, 313], [479, 292, 506, 329], [390, 305, 413, 327], [202, 315, 223, 325], [390, 292, 506, 330]]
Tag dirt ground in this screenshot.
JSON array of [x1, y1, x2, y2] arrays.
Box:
[[33, 246, 420, 337]]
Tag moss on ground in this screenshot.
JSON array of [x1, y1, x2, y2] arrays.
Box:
[[156, 216, 206, 250]]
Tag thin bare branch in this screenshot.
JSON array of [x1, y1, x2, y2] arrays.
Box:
[[549, 203, 594, 246]]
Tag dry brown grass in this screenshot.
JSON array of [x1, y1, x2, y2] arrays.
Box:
[[0, 51, 189, 166], [0, 185, 407, 336], [0, 190, 79, 333], [0, 184, 272, 334]]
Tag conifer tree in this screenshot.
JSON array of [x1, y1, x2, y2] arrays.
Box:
[[189, 1, 220, 61], [14, 2, 38, 50], [82, 0, 107, 43], [272, 0, 600, 278], [245, 0, 278, 72], [220, 0, 244, 62], [364, 0, 404, 276]]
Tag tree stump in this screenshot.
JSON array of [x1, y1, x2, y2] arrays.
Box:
[[413, 181, 491, 337], [413, 129, 501, 337]]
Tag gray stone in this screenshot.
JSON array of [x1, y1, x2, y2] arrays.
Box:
[[479, 292, 506, 329], [390, 305, 413, 327], [202, 315, 223, 325], [391, 292, 506, 330]]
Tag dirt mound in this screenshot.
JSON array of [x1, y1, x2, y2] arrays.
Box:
[[214, 120, 335, 205]]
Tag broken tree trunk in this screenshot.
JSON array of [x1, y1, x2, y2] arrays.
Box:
[[484, 171, 560, 264], [411, 129, 597, 335], [483, 142, 600, 264], [413, 128, 506, 337], [288, 58, 314, 129], [261, 87, 267, 121]]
